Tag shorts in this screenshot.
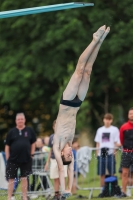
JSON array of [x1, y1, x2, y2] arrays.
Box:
[[6, 160, 32, 179], [119, 164, 133, 173], [50, 158, 67, 179], [121, 152, 133, 169], [97, 154, 116, 176]]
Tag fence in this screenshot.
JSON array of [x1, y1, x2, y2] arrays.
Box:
[[1, 148, 133, 199], [28, 151, 54, 198]]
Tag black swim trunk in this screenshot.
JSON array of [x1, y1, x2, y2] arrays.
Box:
[[121, 152, 133, 169], [60, 95, 82, 107], [6, 160, 32, 179]]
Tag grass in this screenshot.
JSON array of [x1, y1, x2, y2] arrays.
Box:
[[0, 189, 133, 200], [0, 151, 133, 199]]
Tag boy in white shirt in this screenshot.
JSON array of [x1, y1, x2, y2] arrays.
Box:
[[94, 113, 120, 191]]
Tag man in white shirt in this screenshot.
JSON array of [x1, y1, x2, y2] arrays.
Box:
[[94, 113, 120, 191]]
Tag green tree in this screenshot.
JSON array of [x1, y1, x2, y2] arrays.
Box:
[[0, 0, 133, 143]]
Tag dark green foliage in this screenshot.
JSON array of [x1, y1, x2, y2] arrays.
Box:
[[0, 0, 133, 142]]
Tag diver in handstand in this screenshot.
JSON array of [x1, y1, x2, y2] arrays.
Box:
[[53, 25, 110, 197]]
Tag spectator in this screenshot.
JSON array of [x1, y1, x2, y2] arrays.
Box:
[[45, 120, 67, 200], [5, 113, 36, 200], [94, 113, 120, 195], [119, 107, 133, 197], [43, 136, 50, 146]]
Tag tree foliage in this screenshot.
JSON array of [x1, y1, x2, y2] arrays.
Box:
[[0, 0, 133, 145]]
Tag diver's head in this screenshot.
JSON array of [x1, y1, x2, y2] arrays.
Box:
[[61, 143, 72, 165]]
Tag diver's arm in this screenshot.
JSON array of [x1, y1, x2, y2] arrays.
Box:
[[53, 144, 66, 192], [67, 156, 74, 192]]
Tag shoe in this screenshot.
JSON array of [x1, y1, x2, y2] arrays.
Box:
[[119, 192, 127, 197], [126, 188, 131, 197], [61, 193, 71, 198]]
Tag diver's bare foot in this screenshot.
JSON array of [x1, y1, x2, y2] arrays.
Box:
[[100, 27, 110, 43], [93, 25, 106, 42]]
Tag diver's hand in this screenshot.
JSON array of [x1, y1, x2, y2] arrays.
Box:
[[62, 190, 71, 198]]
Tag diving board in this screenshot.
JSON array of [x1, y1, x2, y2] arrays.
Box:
[[0, 2, 94, 19]]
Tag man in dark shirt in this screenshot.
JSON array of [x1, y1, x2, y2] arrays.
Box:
[[120, 107, 133, 197], [5, 113, 36, 200]]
